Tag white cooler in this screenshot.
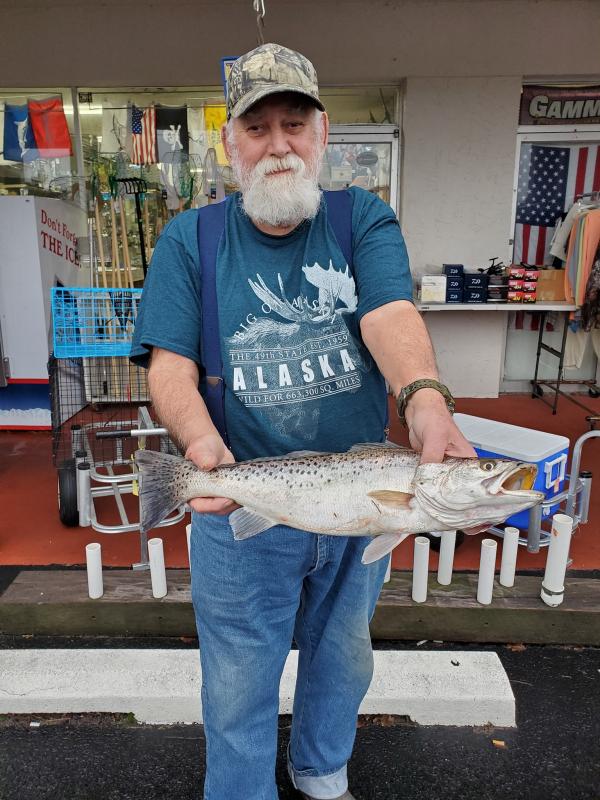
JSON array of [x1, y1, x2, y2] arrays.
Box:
[[454, 413, 569, 529]]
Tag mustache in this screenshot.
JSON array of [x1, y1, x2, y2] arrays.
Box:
[[250, 154, 307, 179]]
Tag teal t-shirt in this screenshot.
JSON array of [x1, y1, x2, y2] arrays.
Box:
[[131, 187, 413, 460]]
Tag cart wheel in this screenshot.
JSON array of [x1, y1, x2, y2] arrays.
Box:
[[57, 459, 79, 527], [425, 530, 466, 552], [588, 386, 600, 398], [532, 384, 544, 399]]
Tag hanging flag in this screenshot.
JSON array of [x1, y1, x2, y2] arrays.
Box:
[[28, 96, 72, 158], [155, 105, 189, 164], [514, 143, 600, 266], [131, 105, 156, 165], [100, 104, 130, 154], [3, 102, 38, 162], [204, 105, 228, 165]]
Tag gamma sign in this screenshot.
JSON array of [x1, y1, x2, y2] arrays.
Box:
[[520, 85, 600, 125]]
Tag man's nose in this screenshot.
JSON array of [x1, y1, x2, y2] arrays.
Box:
[[267, 128, 292, 158]]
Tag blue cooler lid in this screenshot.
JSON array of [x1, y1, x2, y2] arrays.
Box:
[[454, 413, 569, 461]]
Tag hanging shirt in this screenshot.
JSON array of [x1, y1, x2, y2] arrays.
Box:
[[131, 188, 413, 460]]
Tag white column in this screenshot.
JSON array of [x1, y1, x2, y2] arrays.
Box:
[[499, 527, 520, 588], [437, 530, 456, 586], [412, 536, 430, 603], [148, 538, 168, 599], [541, 514, 574, 607], [477, 538, 497, 605], [85, 543, 103, 599], [185, 523, 192, 566]]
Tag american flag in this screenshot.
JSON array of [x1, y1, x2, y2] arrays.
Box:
[[514, 143, 600, 265], [131, 105, 156, 165]]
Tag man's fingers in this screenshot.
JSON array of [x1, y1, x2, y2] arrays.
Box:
[[189, 496, 239, 515]]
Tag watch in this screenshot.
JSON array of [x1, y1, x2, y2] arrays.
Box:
[[396, 379, 455, 425]]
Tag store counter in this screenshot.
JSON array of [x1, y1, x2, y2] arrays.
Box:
[[416, 301, 577, 398]]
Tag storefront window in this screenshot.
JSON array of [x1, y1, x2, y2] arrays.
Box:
[[0, 88, 79, 201]]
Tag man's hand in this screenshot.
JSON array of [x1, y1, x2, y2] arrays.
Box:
[[184, 433, 240, 515], [404, 388, 477, 464]]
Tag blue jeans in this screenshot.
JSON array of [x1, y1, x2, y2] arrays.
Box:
[[190, 511, 388, 800]]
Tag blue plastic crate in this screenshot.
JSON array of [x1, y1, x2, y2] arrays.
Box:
[[51, 287, 143, 358]]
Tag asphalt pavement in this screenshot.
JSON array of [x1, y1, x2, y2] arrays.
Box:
[[0, 639, 598, 800]]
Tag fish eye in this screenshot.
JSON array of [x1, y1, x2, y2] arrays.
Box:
[[480, 460, 496, 472]]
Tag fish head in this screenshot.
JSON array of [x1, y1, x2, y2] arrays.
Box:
[[412, 457, 545, 530]]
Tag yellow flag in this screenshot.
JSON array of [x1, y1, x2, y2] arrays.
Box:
[[204, 105, 228, 165]]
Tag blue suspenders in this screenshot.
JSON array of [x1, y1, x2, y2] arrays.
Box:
[[196, 189, 358, 446]]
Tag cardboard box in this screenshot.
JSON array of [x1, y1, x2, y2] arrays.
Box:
[[537, 269, 566, 302], [421, 275, 447, 303], [443, 264, 464, 276], [465, 288, 487, 303], [464, 273, 489, 289], [446, 277, 464, 291], [446, 289, 463, 303]]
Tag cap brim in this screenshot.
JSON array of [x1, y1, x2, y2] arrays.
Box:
[[229, 84, 325, 119]]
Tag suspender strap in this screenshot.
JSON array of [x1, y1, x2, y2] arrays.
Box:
[[197, 199, 229, 446], [323, 189, 353, 268]]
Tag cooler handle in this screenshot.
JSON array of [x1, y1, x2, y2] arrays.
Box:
[[544, 453, 567, 491]]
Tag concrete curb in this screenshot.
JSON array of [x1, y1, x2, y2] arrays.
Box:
[[0, 649, 515, 727]]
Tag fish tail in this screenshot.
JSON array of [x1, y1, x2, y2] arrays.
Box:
[[135, 449, 186, 533]]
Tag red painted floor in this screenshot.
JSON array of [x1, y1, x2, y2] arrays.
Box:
[[1, 394, 599, 570]]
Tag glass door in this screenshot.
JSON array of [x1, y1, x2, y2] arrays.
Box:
[[320, 124, 400, 214]]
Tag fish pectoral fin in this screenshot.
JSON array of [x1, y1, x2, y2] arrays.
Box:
[[229, 507, 276, 540], [461, 523, 493, 536], [361, 532, 410, 564], [367, 490, 414, 508]]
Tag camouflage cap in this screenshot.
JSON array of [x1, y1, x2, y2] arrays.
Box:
[[226, 43, 325, 120]]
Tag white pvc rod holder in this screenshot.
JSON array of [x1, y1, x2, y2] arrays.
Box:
[[499, 527, 520, 588], [185, 523, 192, 567], [412, 536, 430, 603], [77, 463, 91, 527], [384, 556, 392, 584], [541, 514, 574, 607], [437, 531, 456, 586], [477, 538, 497, 605], [148, 537, 168, 599], [85, 543, 103, 599]]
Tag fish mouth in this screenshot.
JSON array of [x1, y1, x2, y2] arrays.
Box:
[[497, 464, 540, 496]]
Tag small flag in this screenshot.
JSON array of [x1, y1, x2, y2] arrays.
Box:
[[28, 96, 72, 158], [131, 105, 156, 165], [3, 103, 37, 162], [155, 105, 189, 164]]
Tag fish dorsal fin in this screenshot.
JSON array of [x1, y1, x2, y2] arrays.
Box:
[[229, 507, 276, 540], [368, 490, 414, 508], [349, 441, 408, 453], [362, 532, 410, 564]]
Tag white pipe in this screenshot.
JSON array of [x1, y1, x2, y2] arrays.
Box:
[[185, 523, 192, 567], [384, 555, 392, 584], [148, 537, 168, 599], [541, 514, 574, 607], [437, 530, 456, 586], [85, 543, 103, 599], [77, 463, 91, 527], [477, 538, 497, 605], [499, 527, 520, 588], [412, 536, 430, 603]]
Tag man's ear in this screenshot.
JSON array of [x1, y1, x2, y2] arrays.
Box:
[[320, 111, 330, 150]]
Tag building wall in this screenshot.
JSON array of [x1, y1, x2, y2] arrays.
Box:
[[401, 76, 521, 277], [1, 0, 599, 88]]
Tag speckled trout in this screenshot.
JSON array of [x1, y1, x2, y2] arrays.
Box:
[[135, 443, 543, 563]]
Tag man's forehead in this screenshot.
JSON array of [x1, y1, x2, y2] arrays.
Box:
[[241, 93, 316, 121]]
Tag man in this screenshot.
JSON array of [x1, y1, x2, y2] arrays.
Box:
[[131, 42, 474, 800]]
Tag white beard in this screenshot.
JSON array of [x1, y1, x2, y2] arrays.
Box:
[[231, 151, 323, 228]]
